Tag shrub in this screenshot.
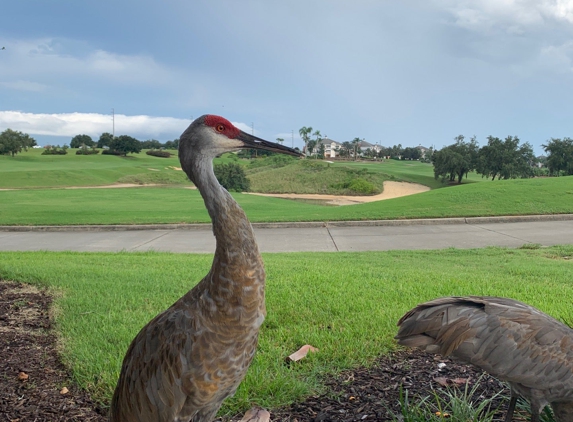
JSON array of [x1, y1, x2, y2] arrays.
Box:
[[347, 178, 376, 194], [532, 167, 549, 177], [146, 150, 172, 158], [76, 147, 100, 155], [330, 177, 377, 195], [41, 145, 68, 155], [299, 159, 327, 172], [214, 162, 251, 192], [102, 149, 122, 156]]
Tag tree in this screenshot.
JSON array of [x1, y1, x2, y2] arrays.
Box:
[[276, 137, 284, 145], [402, 147, 421, 160], [432, 135, 479, 183], [317, 142, 326, 158], [542, 137, 573, 176], [304, 130, 321, 158], [97, 132, 114, 148], [477, 136, 535, 180], [299, 126, 313, 157], [141, 139, 162, 149], [164, 138, 179, 150], [351, 138, 362, 160], [389, 144, 403, 159], [70, 134, 94, 148], [109, 135, 142, 156], [339, 141, 352, 158], [0, 129, 37, 157], [213, 162, 250, 192]]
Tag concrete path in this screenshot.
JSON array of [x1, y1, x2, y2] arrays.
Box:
[[1, 215, 572, 253]]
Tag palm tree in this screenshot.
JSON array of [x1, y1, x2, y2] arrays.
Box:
[[351, 138, 362, 161]]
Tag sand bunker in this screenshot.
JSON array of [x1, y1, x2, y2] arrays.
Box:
[[1, 181, 429, 205], [247, 181, 430, 206]]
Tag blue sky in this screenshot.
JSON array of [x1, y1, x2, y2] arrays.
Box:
[[1, 1, 573, 155]]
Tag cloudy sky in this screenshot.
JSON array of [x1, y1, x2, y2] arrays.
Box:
[[2, 1, 573, 154]]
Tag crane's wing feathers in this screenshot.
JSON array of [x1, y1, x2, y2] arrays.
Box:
[[112, 290, 259, 421], [396, 296, 573, 392]]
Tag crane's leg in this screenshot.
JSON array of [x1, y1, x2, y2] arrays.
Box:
[[529, 402, 540, 422], [504, 396, 517, 422]]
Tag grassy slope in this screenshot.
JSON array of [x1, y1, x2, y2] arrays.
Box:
[[1, 246, 572, 414], [1, 176, 572, 225], [248, 159, 388, 195]]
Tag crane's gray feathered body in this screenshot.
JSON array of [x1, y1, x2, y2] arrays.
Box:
[[110, 115, 301, 422], [396, 296, 573, 422]]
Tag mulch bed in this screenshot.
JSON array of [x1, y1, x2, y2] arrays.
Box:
[[1, 279, 523, 421], [0, 280, 107, 421]]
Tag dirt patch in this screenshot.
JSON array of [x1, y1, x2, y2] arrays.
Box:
[[1, 280, 520, 421], [0, 280, 107, 421], [246, 181, 430, 206]]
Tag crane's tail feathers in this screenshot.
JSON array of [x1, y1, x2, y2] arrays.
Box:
[[396, 298, 479, 357]]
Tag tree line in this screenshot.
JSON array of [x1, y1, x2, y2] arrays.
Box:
[[432, 135, 573, 183], [0, 128, 180, 157], [70, 133, 180, 156]]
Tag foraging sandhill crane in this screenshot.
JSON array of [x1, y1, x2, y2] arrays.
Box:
[[395, 296, 573, 422], [110, 115, 302, 421]]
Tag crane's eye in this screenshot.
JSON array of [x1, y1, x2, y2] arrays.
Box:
[[216, 124, 225, 133]]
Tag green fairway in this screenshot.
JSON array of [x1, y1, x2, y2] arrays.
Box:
[[1, 246, 572, 415], [0, 176, 571, 225], [0, 148, 184, 188], [333, 159, 485, 189], [2, 149, 572, 226]]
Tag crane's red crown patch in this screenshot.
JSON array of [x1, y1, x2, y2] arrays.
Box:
[[204, 115, 240, 139]]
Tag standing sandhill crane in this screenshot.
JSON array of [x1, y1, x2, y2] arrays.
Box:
[[395, 296, 573, 422], [110, 115, 302, 422]]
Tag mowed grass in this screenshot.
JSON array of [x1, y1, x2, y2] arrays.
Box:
[[1, 176, 572, 225], [0, 148, 184, 188], [1, 246, 572, 415], [335, 159, 485, 189], [0, 149, 264, 189]]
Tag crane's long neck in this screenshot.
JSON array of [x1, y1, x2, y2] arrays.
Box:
[[188, 154, 265, 324], [192, 156, 256, 251]]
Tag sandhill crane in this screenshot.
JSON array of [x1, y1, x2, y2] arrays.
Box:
[[110, 115, 302, 422], [395, 296, 573, 422]]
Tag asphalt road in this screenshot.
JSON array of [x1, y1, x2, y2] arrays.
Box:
[[1, 215, 572, 253]]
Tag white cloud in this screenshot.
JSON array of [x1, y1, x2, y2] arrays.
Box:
[[0, 111, 253, 140], [439, 0, 573, 33], [0, 111, 189, 138]]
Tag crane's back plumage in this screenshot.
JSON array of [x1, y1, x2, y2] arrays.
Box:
[[396, 296, 573, 421], [110, 115, 300, 422]]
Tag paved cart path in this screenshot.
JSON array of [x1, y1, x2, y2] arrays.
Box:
[[1, 215, 572, 253]]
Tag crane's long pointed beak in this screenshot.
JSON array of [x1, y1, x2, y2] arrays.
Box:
[[237, 131, 302, 157]]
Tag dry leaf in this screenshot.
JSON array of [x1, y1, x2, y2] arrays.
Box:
[[286, 344, 319, 363], [60, 387, 69, 395], [240, 407, 270, 422], [434, 376, 448, 387], [17, 372, 28, 381], [434, 377, 470, 387]]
